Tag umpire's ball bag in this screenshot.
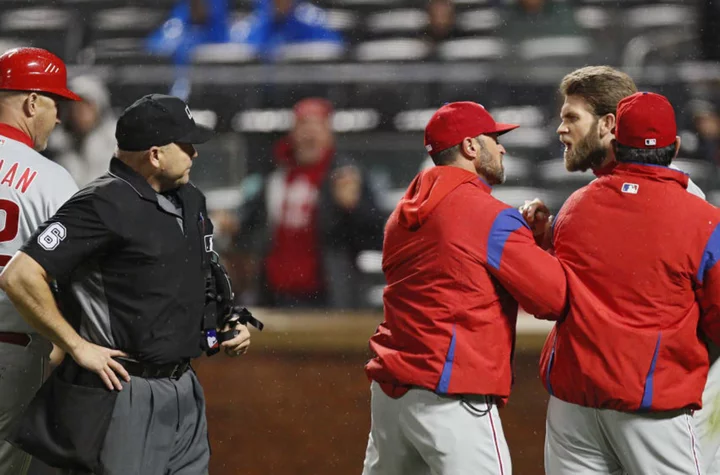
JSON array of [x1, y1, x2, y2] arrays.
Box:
[[6, 357, 118, 472]]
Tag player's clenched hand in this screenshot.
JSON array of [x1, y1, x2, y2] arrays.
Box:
[[221, 324, 251, 357], [519, 198, 554, 249], [69, 341, 131, 391]]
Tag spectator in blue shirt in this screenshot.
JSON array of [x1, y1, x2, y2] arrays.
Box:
[[230, 0, 344, 61], [147, 0, 230, 65]]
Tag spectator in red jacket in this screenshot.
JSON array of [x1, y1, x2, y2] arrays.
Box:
[[228, 98, 385, 308], [534, 92, 720, 475], [362, 102, 568, 475]]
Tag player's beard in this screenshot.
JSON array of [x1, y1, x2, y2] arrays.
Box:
[[564, 121, 608, 172], [478, 142, 505, 185]]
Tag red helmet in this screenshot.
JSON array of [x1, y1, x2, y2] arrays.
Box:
[[0, 47, 80, 101]]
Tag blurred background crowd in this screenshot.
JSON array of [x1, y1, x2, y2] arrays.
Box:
[[2, 0, 720, 310]]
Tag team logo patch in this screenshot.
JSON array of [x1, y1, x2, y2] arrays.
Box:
[[205, 329, 219, 349], [622, 183, 639, 194], [645, 138, 657, 146], [204, 235, 213, 253]]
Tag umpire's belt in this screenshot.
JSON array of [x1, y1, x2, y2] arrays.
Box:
[[115, 357, 191, 380]]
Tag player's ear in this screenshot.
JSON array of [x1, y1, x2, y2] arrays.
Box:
[[599, 113, 615, 137], [673, 136, 681, 160], [24, 92, 38, 117], [460, 137, 478, 161]]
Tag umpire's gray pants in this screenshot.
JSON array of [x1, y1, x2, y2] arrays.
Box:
[[0, 334, 51, 475], [64, 369, 210, 475]]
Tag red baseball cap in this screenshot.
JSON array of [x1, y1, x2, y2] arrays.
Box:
[[424, 102, 519, 154], [615, 92, 676, 149]]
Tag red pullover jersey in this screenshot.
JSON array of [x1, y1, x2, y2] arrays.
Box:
[[541, 163, 720, 412], [366, 166, 567, 402]]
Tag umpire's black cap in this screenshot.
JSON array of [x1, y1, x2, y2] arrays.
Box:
[[116, 94, 214, 151]]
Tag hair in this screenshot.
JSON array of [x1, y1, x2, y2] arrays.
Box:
[[559, 66, 638, 117], [429, 135, 485, 166], [430, 144, 460, 166], [615, 143, 676, 166]]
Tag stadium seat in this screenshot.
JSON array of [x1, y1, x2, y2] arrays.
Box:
[[456, 8, 502, 35], [87, 37, 166, 66], [1, 7, 77, 58], [276, 41, 347, 63], [624, 4, 696, 30], [325, 9, 360, 34], [190, 43, 256, 65], [517, 35, 594, 63], [354, 38, 431, 62], [365, 8, 428, 37], [574, 6, 611, 31], [437, 37, 506, 62], [92, 7, 166, 39]]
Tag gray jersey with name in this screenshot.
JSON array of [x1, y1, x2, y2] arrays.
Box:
[[0, 134, 78, 333]]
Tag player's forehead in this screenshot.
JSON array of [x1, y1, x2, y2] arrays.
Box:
[[560, 95, 595, 118]]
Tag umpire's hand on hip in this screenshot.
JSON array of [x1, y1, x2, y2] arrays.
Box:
[[70, 340, 131, 391], [221, 324, 251, 357]]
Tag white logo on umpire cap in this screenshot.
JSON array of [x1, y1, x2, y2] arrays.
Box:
[[204, 235, 213, 253], [185, 105, 193, 120]]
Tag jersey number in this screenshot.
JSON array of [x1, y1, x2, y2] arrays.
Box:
[[37, 223, 66, 251], [0, 199, 20, 266]]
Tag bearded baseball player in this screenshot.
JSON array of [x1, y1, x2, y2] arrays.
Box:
[[0, 47, 80, 474], [523, 68, 719, 473]]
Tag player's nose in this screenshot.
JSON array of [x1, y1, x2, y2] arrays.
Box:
[[556, 122, 568, 135]]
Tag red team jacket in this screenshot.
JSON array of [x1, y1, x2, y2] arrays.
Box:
[[365, 166, 567, 401], [540, 163, 720, 412]]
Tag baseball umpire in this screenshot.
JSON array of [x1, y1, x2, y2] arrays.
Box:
[[362, 102, 568, 474], [0, 93, 252, 475], [0, 47, 81, 475]]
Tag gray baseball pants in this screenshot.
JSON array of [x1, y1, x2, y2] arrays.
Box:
[[63, 368, 210, 475], [362, 380, 512, 475], [0, 335, 51, 475], [546, 395, 702, 475]]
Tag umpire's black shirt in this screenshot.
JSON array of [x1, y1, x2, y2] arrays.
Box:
[[22, 157, 214, 364]]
